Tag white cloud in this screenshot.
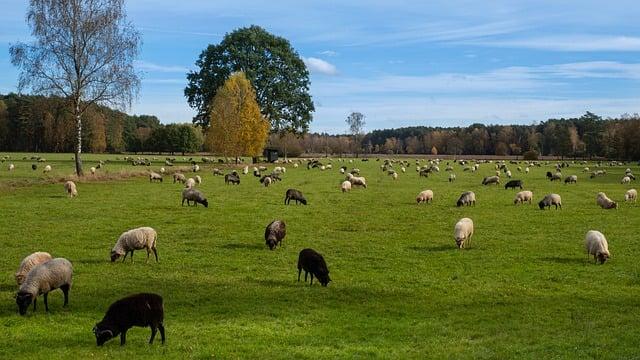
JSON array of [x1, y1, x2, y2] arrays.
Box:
[[318, 50, 338, 57], [470, 35, 640, 52], [134, 60, 190, 73], [303, 57, 338, 76]]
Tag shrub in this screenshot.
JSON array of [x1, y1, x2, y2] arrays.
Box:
[[523, 150, 539, 160]]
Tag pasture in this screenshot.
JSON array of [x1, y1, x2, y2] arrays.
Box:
[[0, 154, 638, 359]]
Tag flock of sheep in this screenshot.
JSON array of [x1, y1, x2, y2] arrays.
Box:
[[7, 155, 637, 346]]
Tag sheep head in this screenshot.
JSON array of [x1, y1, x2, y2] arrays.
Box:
[[110, 251, 122, 262], [16, 292, 33, 315], [455, 237, 465, 249], [597, 252, 609, 264], [93, 324, 116, 346]]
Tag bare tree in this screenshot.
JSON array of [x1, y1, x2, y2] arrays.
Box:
[[10, 0, 140, 175], [346, 111, 365, 157]]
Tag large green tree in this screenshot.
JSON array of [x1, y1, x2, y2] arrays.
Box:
[[185, 25, 314, 135]]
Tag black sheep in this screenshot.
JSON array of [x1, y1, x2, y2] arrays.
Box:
[[93, 293, 165, 346], [546, 171, 553, 179], [297, 248, 331, 286], [31, 164, 37, 171], [285, 188, 307, 205], [224, 174, 240, 185], [264, 220, 286, 250], [504, 180, 523, 190]]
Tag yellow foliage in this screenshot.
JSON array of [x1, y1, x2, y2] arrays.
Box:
[[205, 72, 269, 158]]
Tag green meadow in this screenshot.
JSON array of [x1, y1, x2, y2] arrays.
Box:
[[0, 153, 638, 359]]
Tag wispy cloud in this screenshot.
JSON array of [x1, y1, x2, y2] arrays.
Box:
[[470, 35, 640, 52], [134, 60, 190, 73], [318, 50, 338, 57], [303, 57, 338, 76]]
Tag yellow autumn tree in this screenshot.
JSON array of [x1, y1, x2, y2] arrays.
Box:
[[205, 72, 269, 161]]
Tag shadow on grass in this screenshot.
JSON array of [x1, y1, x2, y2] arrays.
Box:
[[541, 256, 588, 265], [219, 243, 264, 250]]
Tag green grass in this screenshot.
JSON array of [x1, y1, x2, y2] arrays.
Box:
[[0, 153, 638, 359]]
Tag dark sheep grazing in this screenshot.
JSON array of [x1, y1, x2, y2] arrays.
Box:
[[93, 293, 165, 346], [253, 170, 261, 177], [181, 188, 209, 207], [297, 248, 331, 286], [285, 188, 307, 205], [546, 171, 553, 179], [264, 220, 286, 250], [504, 180, 523, 190], [31, 164, 37, 171], [224, 174, 240, 185]]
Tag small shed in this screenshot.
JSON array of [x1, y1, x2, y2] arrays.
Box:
[[263, 148, 279, 163]]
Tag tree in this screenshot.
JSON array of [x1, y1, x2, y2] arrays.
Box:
[[204, 72, 269, 162], [10, 0, 140, 175], [346, 111, 366, 157], [185, 25, 314, 135]]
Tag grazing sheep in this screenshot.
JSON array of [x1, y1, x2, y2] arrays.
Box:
[[263, 176, 272, 187], [454, 218, 474, 249], [181, 188, 208, 207], [285, 188, 307, 205], [347, 174, 367, 188], [15, 252, 53, 285], [43, 165, 52, 173], [293, 163, 299, 168], [340, 180, 351, 193], [159, 167, 165, 174], [264, 220, 286, 250], [596, 192, 617, 209], [16, 258, 72, 315], [449, 173, 456, 182], [90, 167, 96, 175], [514, 190, 533, 205], [213, 168, 224, 176], [621, 176, 631, 184], [585, 230, 610, 264], [8, 163, 14, 171], [149, 172, 163, 183], [93, 293, 165, 346], [550, 173, 562, 181], [538, 194, 562, 210], [64, 181, 78, 198], [195, 175, 202, 185], [391, 172, 398, 180], [504, 180, 523, 190], [625, 189, 637, 202], [242, 166, 249, 174], [184, 178, 196, 188], [525, 167, 530, 174], [482, 175, 500, 185], [546, 171, 553, 179], [224, 174, 240, 185], [32, 164, 37, 171], [172, 173, 186, 184], [192, 164, 200, 172], [297, 248, 331, 286], [456, 191, 476, 207], [564, 175, 578, 184], [416, 190, 434, 204], [111, 227, 158, 263], [506, 170, 512, 178], [258, 166, 267, 172]]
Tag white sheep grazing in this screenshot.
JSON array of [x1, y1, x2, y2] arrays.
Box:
[[454, 218, 474, 249], [339, 168, 345, 174], [525, 167, 530, 174], [340, 180, 352, 193], [9, 163, 15, 171], [401, 166, 406, 173], [514, 190, 533, 205], [64, 181, 78, 198], [159, 167, 166, 174], [391, 172, 398, 180], [596, 192, 617, 209], [416, 190, 433, 204], [15, 252, 53, 285], [243, 166, 249, 174], [293, 163, 299, 168], [192, 164, 200, 172], [506, 170, 512, 178], [583, 167, 590, 172], [274, 166, 283, 174], [16, 258, 73, 314], [625, 189, 637, 202], [585, 230, 610, 264], [326, 164, 332, 170], [173, 173, 186, 184], [449, 173, 456, 182], [185, 178, 196, 188], [320, 165, 326, 171], [495, 170, 500, 176], [43, 165, 52, 173], [348, 175, 367, 188], [538, 194, 562, 210], [195, 175, 202, 185], [90, 167, 96, 175], [621, 176, 631, 184], [111, 227, 158, 262], [263, 176, 272, 187]]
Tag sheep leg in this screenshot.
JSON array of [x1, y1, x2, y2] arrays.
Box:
[[149, 325, 157, 344], [61, 284, 69, 307], [153, 247, 159, 262], [310, 273, 314, 285], [181, 198, 185, 206], [304, 271, 308, 282], [44, 293, 49, 312], [146, 250, 150, 263], [297, 268, 302, 282], [130, 251, 134, 263], [120, 331, 127, 346], [122, 252, 128, 262], [33, 297, 37, 311], [159, 323, 165, 344]]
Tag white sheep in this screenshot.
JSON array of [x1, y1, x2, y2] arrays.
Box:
[[90, 167, 96, 175], [514, 190, 533, 205], [339, 168, 345, 174], [325, 164, 332, 170], [624, 189, 637, 202], [391, 172, 398, 180], [585, 230, 610, 264], [525, 167, 530, 174], [195, 175, 202, 185], [243, 166, 249, 174], [506, 170, 512, 178], [43, 165, 52, 173], [621, 176, 631, 184], [293, 163, 299, 168], [401, 166, 406, 173], [596, 192, 617, 209], [347, 174, 367, 188], [16, 258, 72, 314], [149, 172, 163, 183], [449, 173, 456, 182], [340, 180, 352, 193], [111, 227, 158, 262], [263, 176, 272, 187], [159, 167, 166, 174], [192, 164, 200, 172], [173, 173, 186, 184], [416, 190, 433, 204], [9, 163, 15, 171], [538, 194, 562, 210], [64, 181, 78, 198], [185, 178, 196, 188], [454, 218, 474, 249], [15, 252, 53, 285]]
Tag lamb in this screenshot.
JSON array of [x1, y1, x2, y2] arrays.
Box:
[[224, 173, 240, 185], [340, 180, 351, 193], [149, 172, 163, 183], [93, 293, 165, 346], [596, 192, 617, 209], [264, 220, 286, 250], [538, 193, 562, 210], [504, 180, 523, 190], [8, 163, 14, 171], [195, 175, 202, 185], [90, 167, 96, 175], [172, 173, 186, 184], [111, 227, 159, 262], [416, 190, 434, 204], [456, 191, 476, 207], [15, 251, 53, 285], [584, 230, 610, 264], [181, 188, 208, 207], [625, 189, 637, 202], [297, 248, 331, 286], [525, 167, 530, 174], [564, 175, 578, 184], [64, 180, 78, 198], [192, 164, 200, 172], [449, 173, 456, 182], [621, 176, 631, 184], [482, 175, 500, 185], [347, 174, 367, 188], [514, 190, 533, 205], [184, 178, 196, 188], [285, 188, 307, 205], [16, 258, 72, 315], [454, 218, 474, 249], [43, 165, 52, 173]]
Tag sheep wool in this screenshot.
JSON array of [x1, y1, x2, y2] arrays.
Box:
[[43, 165, 52, 173], [340, 180, 352, 192], [15, 252, 53, 285], [416, 190, 434, 204], [625, 189, 637, 202], [454, 218, 474, 249], [185, 178, 196, 188], [621, 176, 631, 184], [111, 227, 158, 262], [195, 175, 202, 185], [596, 192, 617, 209], [514, 191, 533, 205], [585, 230, 610, 264], [64, 181, 78, 198], [9, 163, 15, 171], [90, 167, 96, 175], [16, 258, 72, 315]]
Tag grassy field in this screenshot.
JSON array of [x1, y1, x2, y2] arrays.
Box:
[[0, 153, 638, 359]]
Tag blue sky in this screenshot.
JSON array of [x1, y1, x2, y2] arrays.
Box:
[[1, 1, 639, 133]]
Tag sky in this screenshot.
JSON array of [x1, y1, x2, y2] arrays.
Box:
[[1, 0, 639, 134]]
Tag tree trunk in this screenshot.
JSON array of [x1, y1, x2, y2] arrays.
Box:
[[74, 103, 84, 176]]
